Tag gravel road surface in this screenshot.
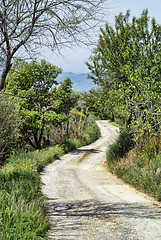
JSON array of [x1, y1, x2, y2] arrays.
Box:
[[41, 120, 161, 240]]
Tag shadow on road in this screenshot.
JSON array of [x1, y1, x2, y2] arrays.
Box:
[[70, 148, 102, 156], [46, 198, 161, 220]]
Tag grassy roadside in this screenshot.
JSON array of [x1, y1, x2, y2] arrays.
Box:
[[0, 118, 100, 239], [106, 129, 161, 201]]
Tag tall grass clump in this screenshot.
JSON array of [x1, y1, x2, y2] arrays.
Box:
[[0, 116, 100, 239], [0, 146, 63, 239], [106, 129, 132, 168], [113, 152, 161, 200], [106, 128, 161, 201]]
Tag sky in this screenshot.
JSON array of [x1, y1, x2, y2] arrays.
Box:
[[42, 0, 161, 73]]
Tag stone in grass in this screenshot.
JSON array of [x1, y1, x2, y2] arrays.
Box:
[[155, 167, 161, 176]]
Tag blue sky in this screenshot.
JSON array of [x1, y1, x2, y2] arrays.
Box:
[[43, 0, 161, 73]]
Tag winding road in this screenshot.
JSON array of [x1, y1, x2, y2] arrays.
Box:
[[41, 120, 161, 240]]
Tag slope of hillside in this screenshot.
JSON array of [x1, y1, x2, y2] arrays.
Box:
[[56, 72, 95, 92]]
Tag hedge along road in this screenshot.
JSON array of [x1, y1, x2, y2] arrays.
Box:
[[41, 120, 161, 240]]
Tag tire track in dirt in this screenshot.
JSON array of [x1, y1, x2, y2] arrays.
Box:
[[41, 120, 161, 240]]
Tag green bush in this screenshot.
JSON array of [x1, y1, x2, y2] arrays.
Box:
[[106, 129, 132, 167], [0, 98, 21, 164], [106, 129, 161, 201], [0, 117, 100, 239], [59, 115, 101, 153]]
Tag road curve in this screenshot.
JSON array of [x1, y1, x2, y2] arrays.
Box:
[[41, 120, 161, 240]]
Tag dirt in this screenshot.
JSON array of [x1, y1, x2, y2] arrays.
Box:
[[41, 120, 161, 240]]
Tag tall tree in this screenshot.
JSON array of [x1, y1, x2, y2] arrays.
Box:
[[87, 10, 161, 132], [0, 0, 107, 91], [5, 59, 70, 149]]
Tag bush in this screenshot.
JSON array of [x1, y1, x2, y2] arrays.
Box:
[[114, 162, 161, 199], [59, 114, 101, 153], [0, 98, 21, 164], [106, 129, 132, 168], [0, 116, 100, 238]]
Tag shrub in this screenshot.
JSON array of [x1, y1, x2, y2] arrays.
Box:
[[106, 129, 161, 201], [0, 116, 100, 238], [106, 129, 132, 168], [0, 98, 21, 164], [59, 114, 101, 153]]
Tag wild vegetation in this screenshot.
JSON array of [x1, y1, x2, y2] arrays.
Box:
[[0, 6, 161, 239], [5, 60, 78, 150], [106, 130, 161, 200], [0, 53, 101, 238], [0, 98, 21, 161], [0, 0, 107, 238], [0, 114, 100, 239], [86, 10, 161, 200]]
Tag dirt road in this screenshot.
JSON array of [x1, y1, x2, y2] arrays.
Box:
[[41, 120, 161, 239]]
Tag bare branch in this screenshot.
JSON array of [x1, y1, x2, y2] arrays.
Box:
[[0, 0, 109, 90]]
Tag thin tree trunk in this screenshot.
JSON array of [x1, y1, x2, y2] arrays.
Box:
[[28, 137, 37, 149], [0, 57, 12, 91]]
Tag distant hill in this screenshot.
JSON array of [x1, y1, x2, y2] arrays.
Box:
[[55, 72, 96, 92]]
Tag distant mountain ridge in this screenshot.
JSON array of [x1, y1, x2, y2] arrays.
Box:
[[55, 72, 95, 92]]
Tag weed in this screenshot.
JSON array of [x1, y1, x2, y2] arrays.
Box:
[[0, 116, 100, 239], [106, 129, 132, 168]]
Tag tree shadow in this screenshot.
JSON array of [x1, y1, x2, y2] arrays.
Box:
[[71, 148, 102, 156], [47, 198, 161, 220], [46, 198, 161, 239]]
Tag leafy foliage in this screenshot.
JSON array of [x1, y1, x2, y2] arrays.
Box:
[[106, 129, 132, 167], [59, 114, 100, 153], [86, 9, 161, 201], [87, 9, 161, 136], [0, 114, 100, 238], [81, 89, 108, 119], [5, 60, 78, 149], [0, 98, 21, 163]]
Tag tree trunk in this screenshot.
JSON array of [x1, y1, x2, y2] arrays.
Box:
[[28, 137, 37, 149], [0, 57, 12, 91]]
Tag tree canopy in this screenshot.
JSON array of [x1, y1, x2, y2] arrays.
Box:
[[0, 0, 107, 91], [87, 10, 161, 136], [5, 60, 78, 149]]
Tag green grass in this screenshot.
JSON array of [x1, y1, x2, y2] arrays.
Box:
[[0, 118, 100, 239], [108, 120, 120, 128], [106, 129, 161, 201], [106, 129, 132, 168], [77, 150, 95, 164], [113, 157, 161, 200]]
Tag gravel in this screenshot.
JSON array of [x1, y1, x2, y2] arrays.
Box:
[[41, 120, 161, 240]]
